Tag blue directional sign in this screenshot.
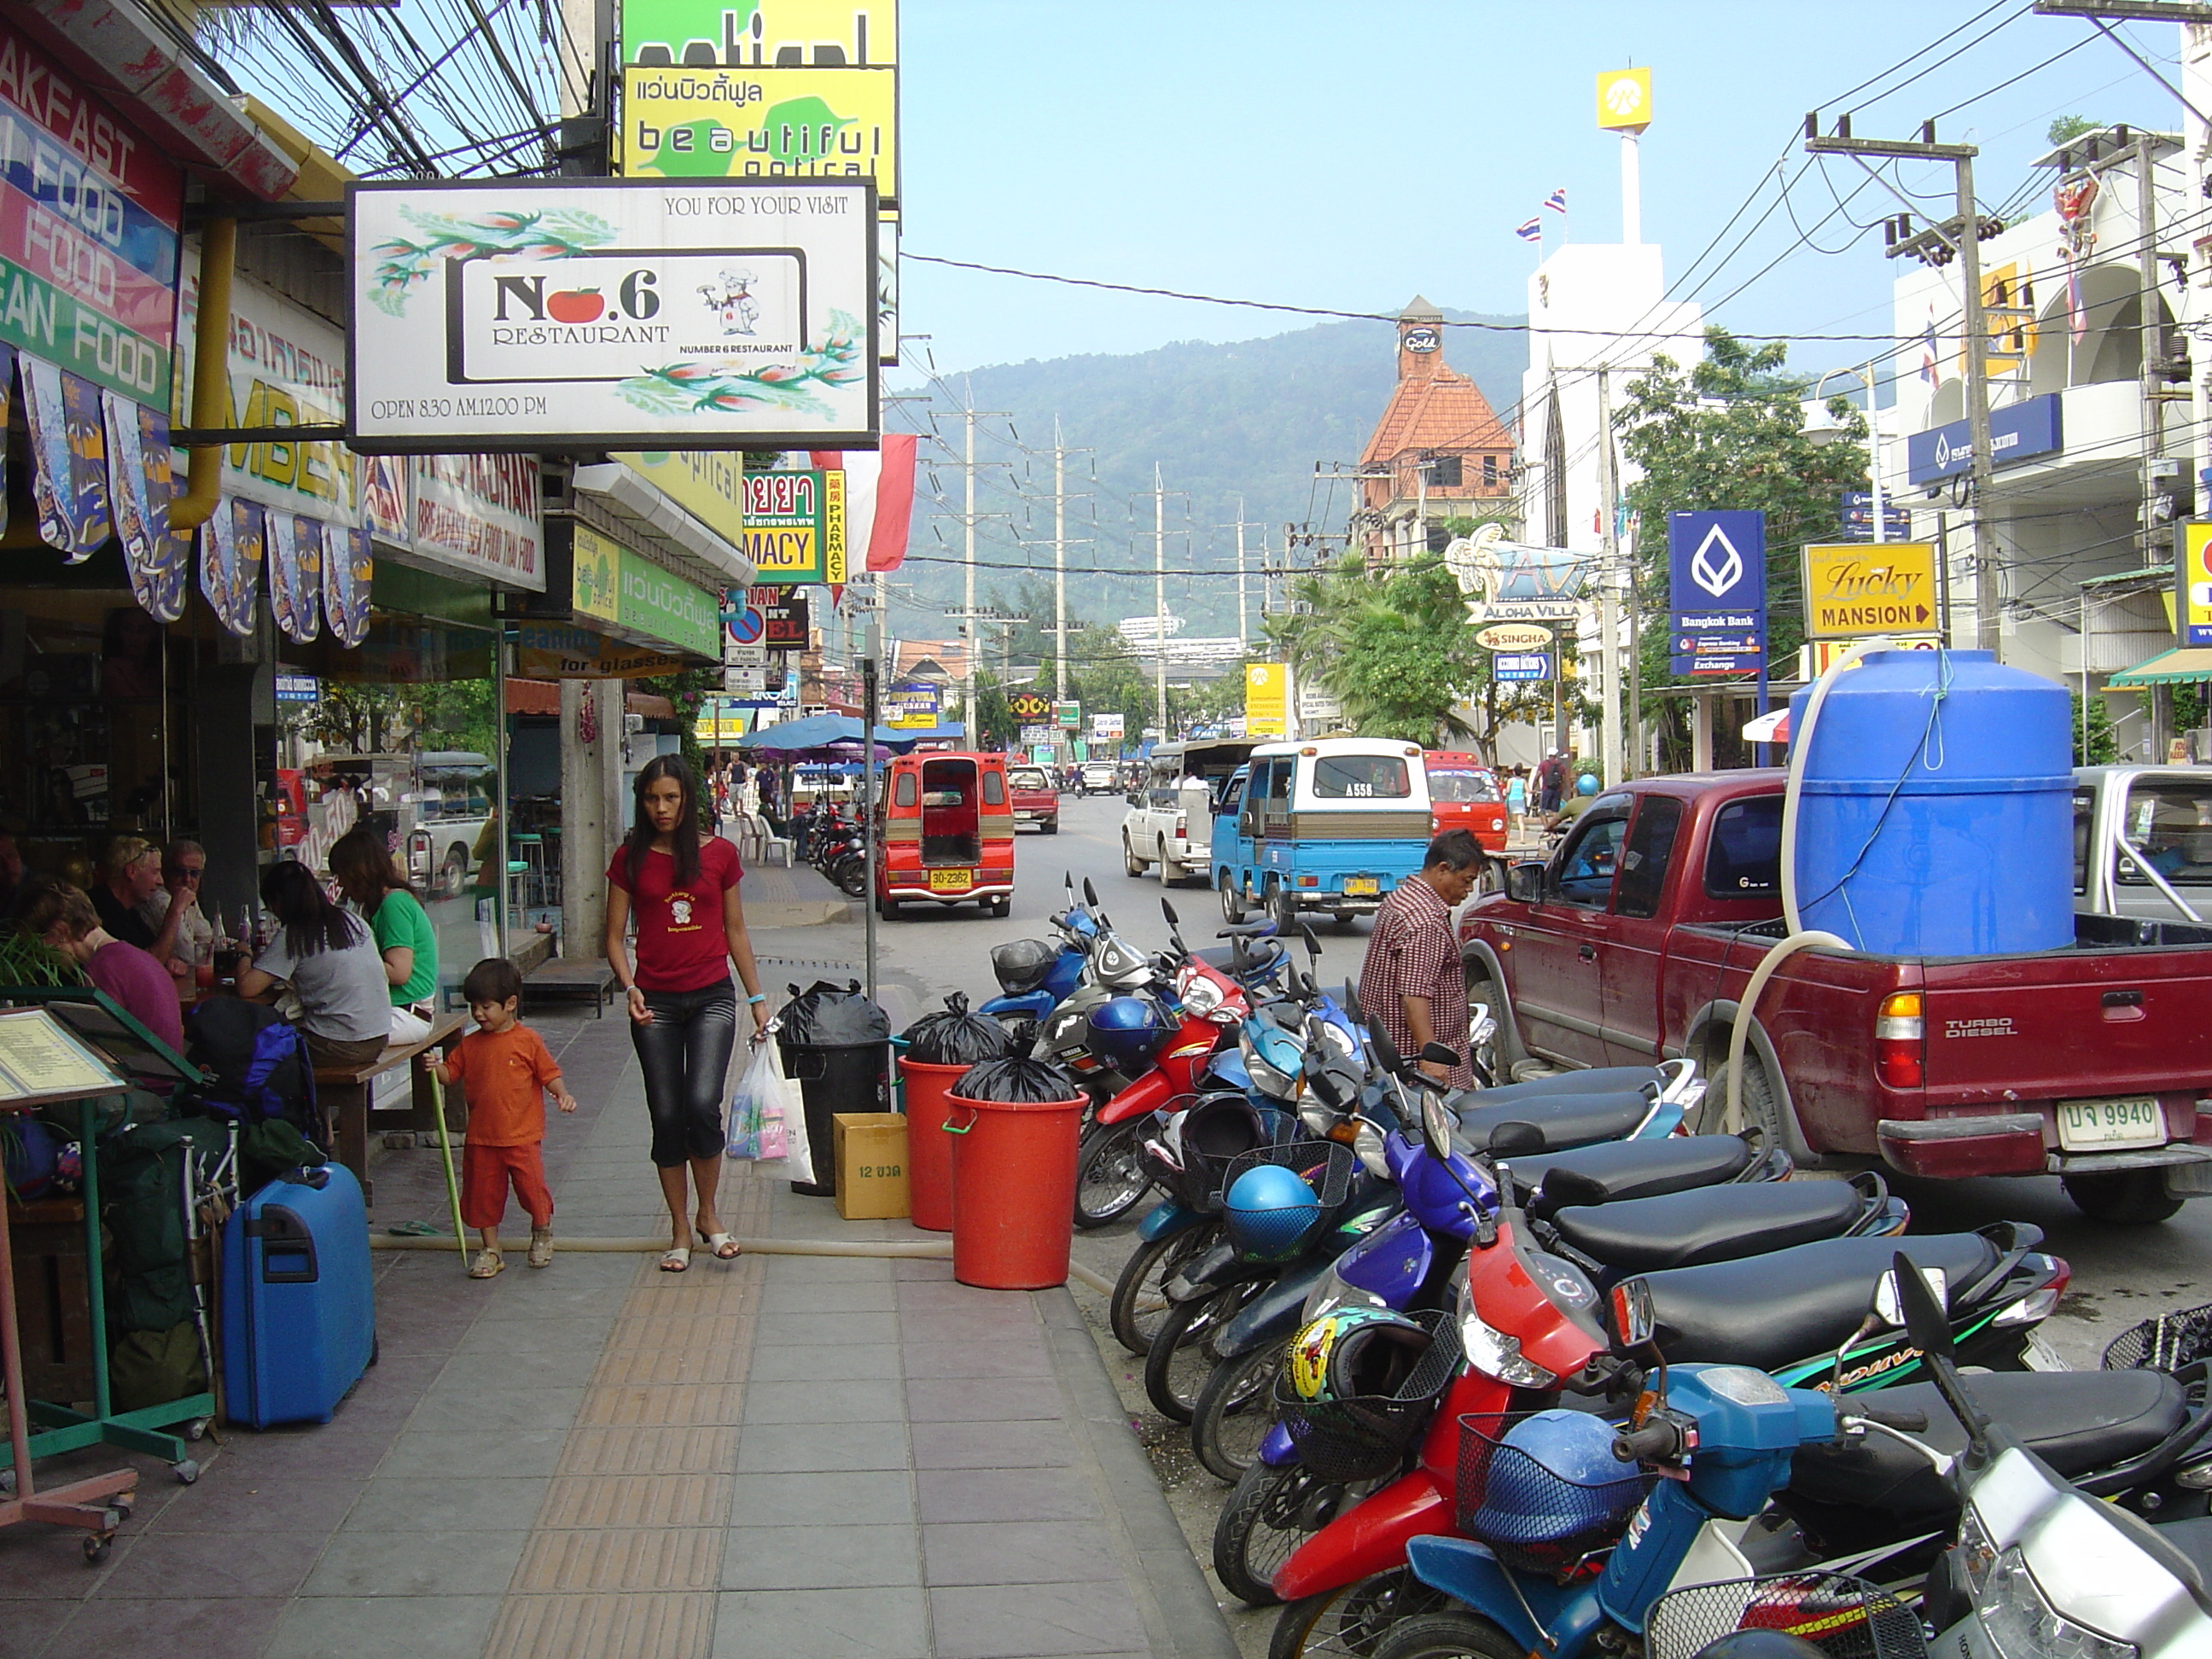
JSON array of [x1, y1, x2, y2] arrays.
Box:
[[1668, 510, 1767, 676], [1493, 653, 1552, 682]]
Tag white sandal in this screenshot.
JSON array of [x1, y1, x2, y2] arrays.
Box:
[[659, 1245, 691, 1273], [699, 1229, 741, 1260]]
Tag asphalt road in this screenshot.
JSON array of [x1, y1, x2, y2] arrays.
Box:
[[859, 789, 2212, 1651]]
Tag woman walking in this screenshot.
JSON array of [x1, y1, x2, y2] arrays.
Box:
[[329, 827, 440, 1041], [605, 755, 770, 1272]]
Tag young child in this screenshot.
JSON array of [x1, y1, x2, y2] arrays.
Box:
[[441, 957, 576, 1278]]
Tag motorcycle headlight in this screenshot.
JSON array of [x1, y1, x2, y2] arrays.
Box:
[[1974, 1535, 2138, 1659], [1243, 1038, 1296, 1100], [1457, 1292, 1557, 1388], [1301, 1264, 1389, 1325], [1353, 1121, 1390, 1179], [1179, 972, 1225, 1017]]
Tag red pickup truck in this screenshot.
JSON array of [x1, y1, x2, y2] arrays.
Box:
[[1460, 770, 2212, 1225]]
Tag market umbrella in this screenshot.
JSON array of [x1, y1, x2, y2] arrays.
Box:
[[733, 713, 914, 757], [1741, 707, 1790, 744]]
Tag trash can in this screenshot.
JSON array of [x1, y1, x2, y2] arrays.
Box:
[[898, 995, 1014, 1234], [945, 1056, 1084, 1289], [776, 980, 893, 1198]]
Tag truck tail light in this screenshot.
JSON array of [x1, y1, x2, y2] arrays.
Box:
[[1875, 992, 1924, 1089], [1175, 813, 1186, 837]]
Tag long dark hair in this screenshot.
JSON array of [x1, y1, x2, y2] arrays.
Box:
[[328, 826, 418, 911], [624, 754, 701, 888], [261, 859, 365, 959]]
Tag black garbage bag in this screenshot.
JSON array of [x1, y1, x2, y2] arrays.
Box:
[[901, 992, 1012, 1067], [778, 980, 892, 1048], [989, 938, 1057, 995], [952, 1054, 1080, 1103]]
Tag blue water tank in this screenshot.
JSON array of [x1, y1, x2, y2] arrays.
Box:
[[1787, 649, 2072, 957]]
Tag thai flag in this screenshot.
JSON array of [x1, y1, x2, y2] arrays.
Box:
[[1919, 309, 1940, 389], [1515, 218, 1542, 242], [811, 433, 918, 574], [1544, 188, 1568, 213]]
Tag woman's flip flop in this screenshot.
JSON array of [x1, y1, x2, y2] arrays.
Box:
[[660, 1245, 691, 1273]]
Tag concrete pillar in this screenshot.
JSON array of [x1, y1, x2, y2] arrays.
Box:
[[559, 678, 624, 960]]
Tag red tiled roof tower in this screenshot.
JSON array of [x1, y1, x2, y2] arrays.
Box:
[[1359, 298, 1513, 564]]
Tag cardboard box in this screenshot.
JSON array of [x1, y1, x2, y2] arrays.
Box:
[[833, 1113, 910, 1220]]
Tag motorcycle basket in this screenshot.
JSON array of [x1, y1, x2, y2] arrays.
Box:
[[1272, 1309, 1462, 1483], [2103, 1301, 2212, 1373], [1219, 1139, 1357, 1212], [1452, 1411, 1654, 1580], [1643, 1571, 1924, 1659]]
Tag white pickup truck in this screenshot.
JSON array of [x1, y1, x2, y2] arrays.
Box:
[[1119, 739, 1254, 888]]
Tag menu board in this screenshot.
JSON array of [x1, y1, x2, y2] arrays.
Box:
[[0, 1007, 123, 1103]]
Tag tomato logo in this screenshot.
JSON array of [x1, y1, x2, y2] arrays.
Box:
[[546, 288, 604, 323]]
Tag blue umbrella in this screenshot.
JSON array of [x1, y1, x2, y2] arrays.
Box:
[[734, 713, 914, 757]]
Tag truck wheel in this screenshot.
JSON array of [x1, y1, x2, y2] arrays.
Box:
[[1043, 818, 1057, 835], [1269, 882, 1296, 936], [1703, 1053, 1789, 1156], [1124, 835, 1145, 876], [1220, 874, 1247, 923], [1158, 841, 1176, 888], [2063, 1168, 2185, 1225]]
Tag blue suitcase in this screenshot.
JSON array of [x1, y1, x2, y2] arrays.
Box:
[[220, 1163, 375, 1428]]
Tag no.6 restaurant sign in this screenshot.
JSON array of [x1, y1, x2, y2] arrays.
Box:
[[347, 176, 878, 453]]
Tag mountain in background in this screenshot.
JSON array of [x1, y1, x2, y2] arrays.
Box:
[[888, 306, 1527, 645]]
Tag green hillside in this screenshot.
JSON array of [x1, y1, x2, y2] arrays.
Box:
[[889, 307, 1526, 643]]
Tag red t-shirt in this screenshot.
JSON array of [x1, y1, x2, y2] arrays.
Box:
[[607, 835, 742, 992]]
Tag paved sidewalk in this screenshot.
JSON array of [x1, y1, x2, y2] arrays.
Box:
[[0, 955, 1234, 1659]]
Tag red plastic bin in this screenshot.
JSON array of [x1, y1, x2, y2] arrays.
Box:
[[896, 1057, 967, 1233], [944, 1091, 1085, 1289]]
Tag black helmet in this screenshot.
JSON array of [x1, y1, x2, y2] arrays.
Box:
[[990, 938, 1057, 995]]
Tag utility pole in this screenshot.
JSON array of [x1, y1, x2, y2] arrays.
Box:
[[1807, 114, 2000, 653], [1054, 422, 1068, 704], [1227, 495, 1261, 647], [1595, 367, 1624, 786], [928, 383, 1010, 729], [1152, 465, 1169, 735]]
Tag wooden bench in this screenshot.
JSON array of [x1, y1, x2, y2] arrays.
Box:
[[524, 956, 617, 1017], [317, 1011, 469, 1207]]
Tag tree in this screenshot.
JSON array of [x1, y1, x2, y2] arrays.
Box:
[[1615, 327, 1871, 771], [1266, 554, 1489, 747], [2072, 691, 2119, 765]]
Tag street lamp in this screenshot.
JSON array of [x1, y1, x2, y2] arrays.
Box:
[[1807, 362, 1889, 544]]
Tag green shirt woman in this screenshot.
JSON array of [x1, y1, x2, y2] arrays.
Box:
[[330, 826, 440, 1022]]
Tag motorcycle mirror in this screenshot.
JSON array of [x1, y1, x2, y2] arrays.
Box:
[[1342, 981, 1365, 1025], [1084, 876, 1098, 907], [1419, 1041, 1460, 1069], [1161, 899, 1179, 927], [1367, 1022, 1404, 1075], [1610, 1278, 1658, 1349], [1420, 1089, 1454, 1158], [1888, 1249, 1990, 1457], [1301, 924, 1321, 961]]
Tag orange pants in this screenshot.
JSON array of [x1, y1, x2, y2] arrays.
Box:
[[461, 1139, 553, 1230]]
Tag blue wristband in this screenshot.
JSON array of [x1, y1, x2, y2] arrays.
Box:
[[747, 992, 766, 1005]]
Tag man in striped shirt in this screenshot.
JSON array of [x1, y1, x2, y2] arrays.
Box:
[[1359, 830, 1484, 1089]]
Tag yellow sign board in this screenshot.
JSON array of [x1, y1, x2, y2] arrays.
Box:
[[612, 451, 747, 543], [621, 65, 899, 202], [1800, 542, 1941, 640], [623, 0, 899, 68], [1597, 67, 1652, 131], [1245, 663, 1289, 739], [573, 525, 621, 626], [1802, 637, 1943, 676]]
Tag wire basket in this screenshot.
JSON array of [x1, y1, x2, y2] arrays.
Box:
[[1452, 1411, 1653, 1579], [2103, 1301, 2212, 1373], [1220, 1139, 1358, 1210], [1274, 1310, 1464, 1483], [1644, 1573, 1925, 1659]]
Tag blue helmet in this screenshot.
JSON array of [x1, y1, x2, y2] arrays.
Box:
[[1471, 1409, 1646, 1548], [1223, 1163, 1323, 1261], [1575, 773, 1599, 797], [1086, 994, 1173, 1074]]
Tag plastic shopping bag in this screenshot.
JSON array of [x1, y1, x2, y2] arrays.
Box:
[[728, 1036, 811, 1185], [725, 1054, 765, 1161]]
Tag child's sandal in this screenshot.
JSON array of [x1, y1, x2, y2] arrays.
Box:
[[469, 1249, 504, 1279], [527, 1229, 554, 1268]]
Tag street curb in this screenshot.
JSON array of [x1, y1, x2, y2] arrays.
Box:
[[1038, 1284, 1242, 1659]]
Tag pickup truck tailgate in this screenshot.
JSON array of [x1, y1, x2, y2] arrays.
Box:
[[1922, 949, 2212, 1103]]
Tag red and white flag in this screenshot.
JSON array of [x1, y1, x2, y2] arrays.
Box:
[[812, 433, 917, 573]]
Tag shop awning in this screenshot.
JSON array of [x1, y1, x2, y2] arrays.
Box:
[[2107, 648, 2212, 687]]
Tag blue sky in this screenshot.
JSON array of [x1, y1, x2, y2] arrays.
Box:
[[896, 1, 2182, 381]]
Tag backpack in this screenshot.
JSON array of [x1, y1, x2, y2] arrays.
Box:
[[184, 998, 321, 1143]]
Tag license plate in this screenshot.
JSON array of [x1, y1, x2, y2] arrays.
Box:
[[1015, 812, 1033, 822], [928, 869, 971, 893], [1343, 877, 1378, 897], [2055, 1096, 2164, 1151]]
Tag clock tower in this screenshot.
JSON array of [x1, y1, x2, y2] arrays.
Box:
[[1397, 295, 1445, 380]]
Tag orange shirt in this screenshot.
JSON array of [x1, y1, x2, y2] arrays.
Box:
[[440, 1025, 562, 1146]]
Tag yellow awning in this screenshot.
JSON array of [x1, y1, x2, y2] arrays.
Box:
[[2107, 647, 2212, 687]]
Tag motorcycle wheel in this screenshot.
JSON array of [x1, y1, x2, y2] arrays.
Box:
[[834, 859, 868, 898], [1074, 1119, 1154, 1230], [1214, 1461, 1357, 1607], [1268, 1569, 1450, 1659], [1144, 1283, 1254, 1424], [1109, 1224, 1215, 1354], [1192, 1342, 1288, 1484], [1369, 1610, 1522, 1659]]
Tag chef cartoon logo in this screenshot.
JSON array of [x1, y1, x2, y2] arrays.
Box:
[[670, 895, 695, 927]]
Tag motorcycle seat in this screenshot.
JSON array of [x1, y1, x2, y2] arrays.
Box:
[[1511, 1136, 1759, 1217], [1215, 920, 1278, 940], [1456, 1091, 1650, 1154], [1550, 1181, 1864, 1275], [1788, 1370, 2191, 1519], [1193, 940, 1284, 977], [1633, 1232, 2002, 1374], [1468, 1068, 1665, 1106]]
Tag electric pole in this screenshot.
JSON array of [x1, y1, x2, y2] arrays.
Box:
[[1807, 114, 2000, 653], [1595, 367, 1624, 787], [1226, 495, 1261, 648], [1140, 468, 1185, 736], [928, 382, 1010, 729]]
